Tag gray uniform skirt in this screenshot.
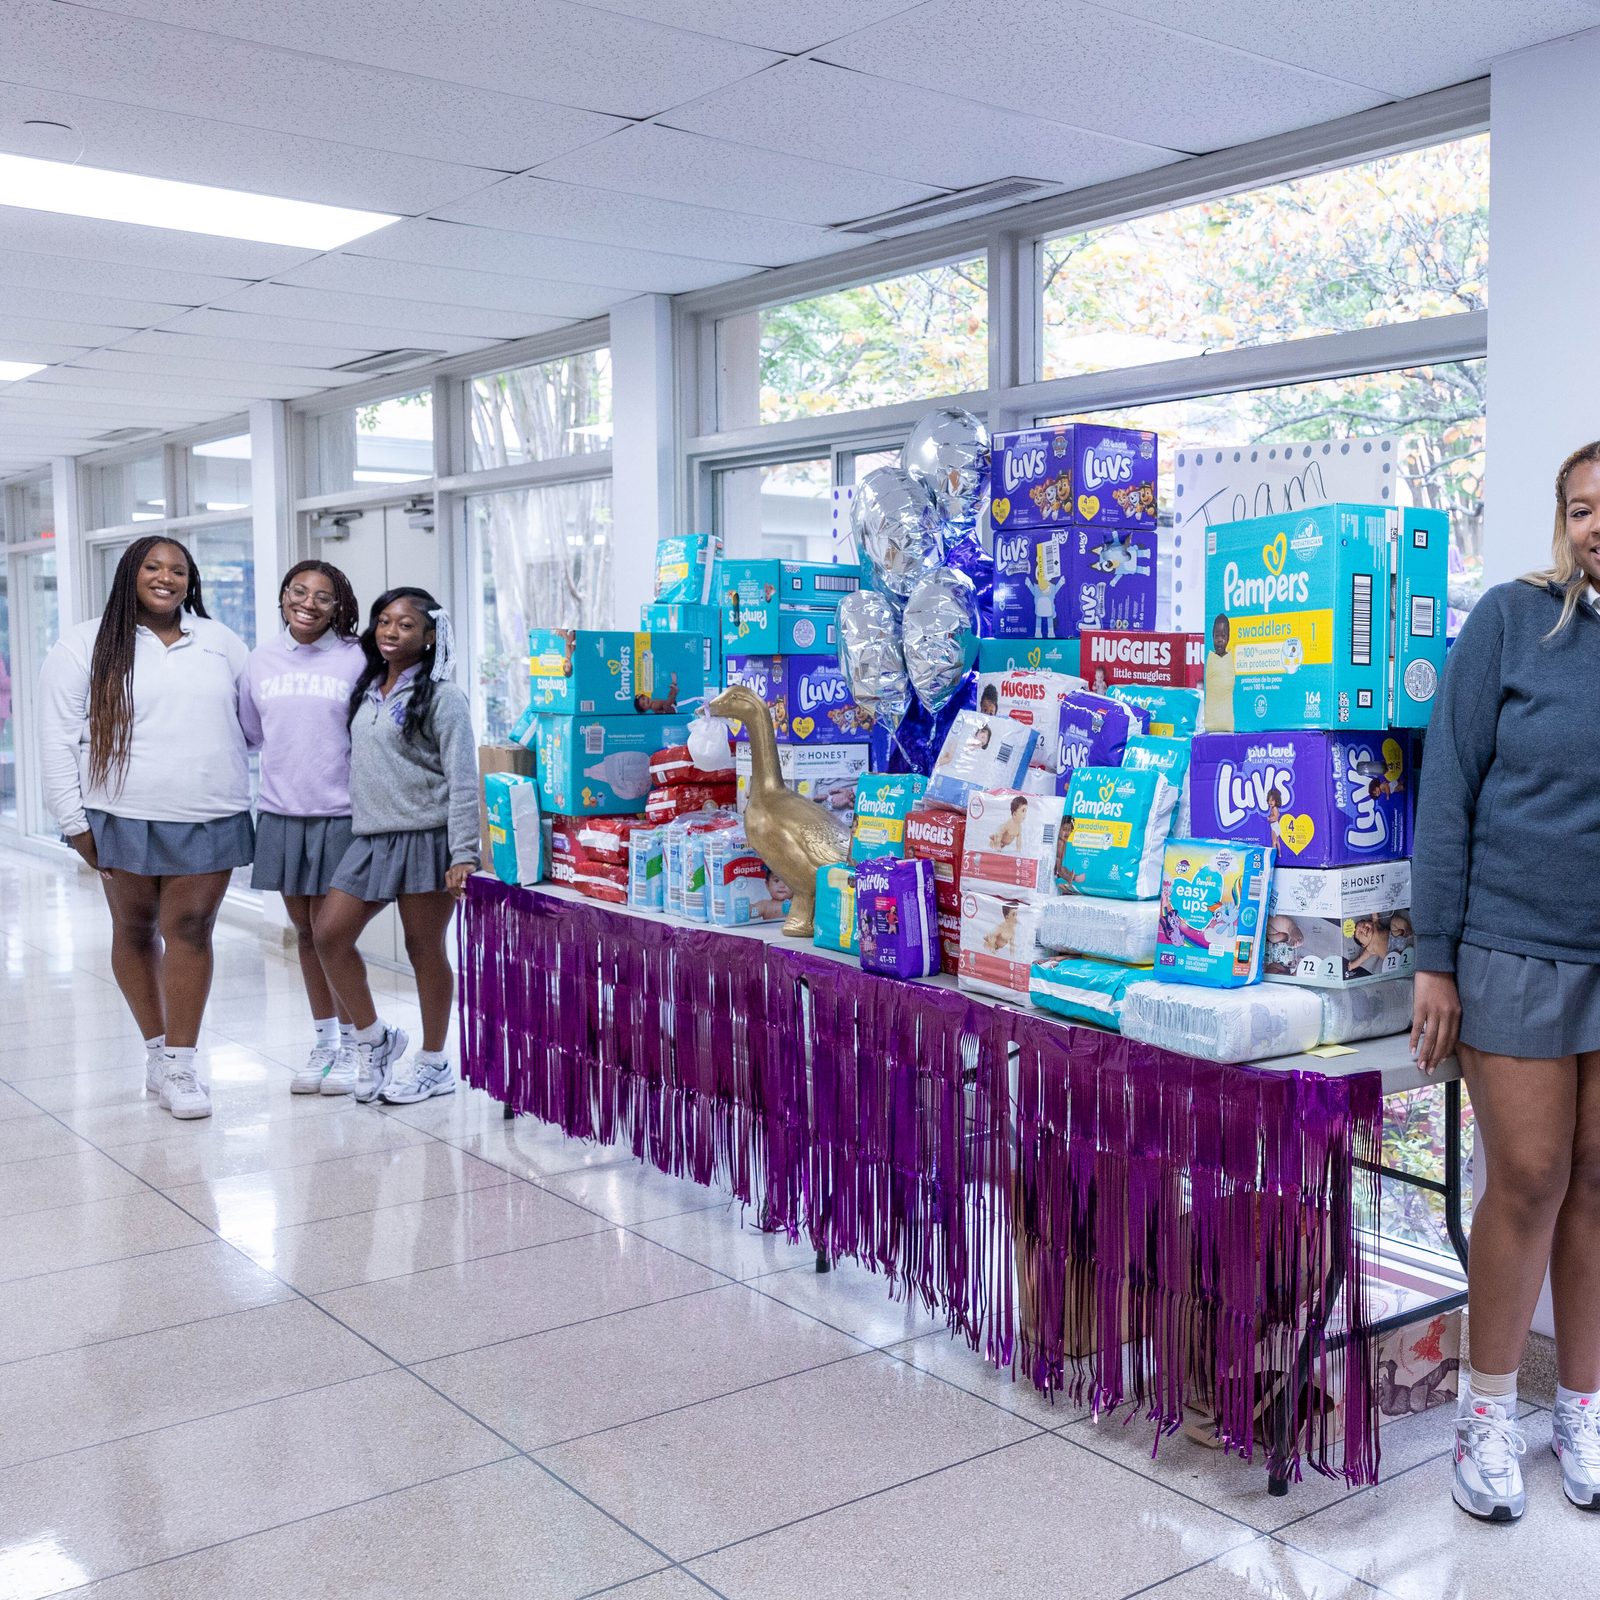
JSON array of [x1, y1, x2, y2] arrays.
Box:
[[87, 810, 255, 876], [1457, 943, 1600, 1058], [251, 813, 355, 898], [330, 826, 451, 901]]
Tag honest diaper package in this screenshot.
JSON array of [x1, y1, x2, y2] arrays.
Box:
[[958, 891, 1050, 1003], [628, 827, 665, 911], [1121, 979, 1324, 1064], [1122, 733, 1193, 837], [850, 774, 929, 862], [1188, 731, 1412, 867], [484, 773, 543, 887], [813, 864, 859, 955], [1265, 859, 1413, 987], [1058, 768, 1178, 900], [1107, 684, 1203, 739], [1029, 956, 1145, 1030], [926, 711, 1039, 813], [960, 788, 1065, 901], [1155, 840, 1275, 988], [1055, 689, 1147, 782], [975, 668, 1085, 770], [855, 857, 939, 980], [1319, 979, 1414, 1046], [1037, 894, 1161, 966]]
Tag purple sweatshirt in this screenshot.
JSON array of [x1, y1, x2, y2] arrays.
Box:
[[239, 630, 368, 817]]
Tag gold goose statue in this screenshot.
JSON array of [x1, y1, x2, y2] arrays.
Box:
[[708, 685, 849, 938]]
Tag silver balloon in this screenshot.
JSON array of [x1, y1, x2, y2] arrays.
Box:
[[903, 566, 978, 714], [851, 467, 944, 599], [836, 588, 909, 733], [901, 407, 990, 533]]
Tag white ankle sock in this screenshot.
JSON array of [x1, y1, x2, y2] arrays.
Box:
[[1463, 1366, 1518, 1411], [416, 1048, 447, 1068], [161, 1046, 197, 1069], [1556, 1383, 1600, 1411], [338, 1022, 355, 1047], [143, 1033, 165, 1053], [355, 1019, 388, 1045], [313, 1017, 339, 1048]]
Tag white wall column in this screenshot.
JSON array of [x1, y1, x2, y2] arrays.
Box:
[[608, 294, 675, 627], [49, 456, 84, 630], [249, 400, 293, 645]]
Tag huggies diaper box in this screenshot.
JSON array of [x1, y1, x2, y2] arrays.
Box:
[[856, 857, 939, 980], [851, 774, 928, 862], [975, 668, 1084, 770], [976, 637, 1081, 678], [1187, 731, 1411, 867], [1069, 525, 1159, 635], [904, 805, 967, 901], [717, 559, 862, 654], [1265, 860, 1414, 988], [531, 713, 692, 815], [1080, 629, 1205, 690], [527, 629, 707, 717], [990, 425, 1158, 532], [723, 654, 868, 746], [961, 788, 1065, 900], [1155, 840, 1274, 988]]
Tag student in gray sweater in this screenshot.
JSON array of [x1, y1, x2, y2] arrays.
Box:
[[1412, 441, 1600, 1524], [313, 587, 480, 1110]]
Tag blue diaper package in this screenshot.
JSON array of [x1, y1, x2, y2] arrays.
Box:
[[654, 533, 720, 605], [976, 637, 1082, 678], [484, 773, 543, 887], [1070, 525, 1159, 635], [850, 774, 929, 862], [1156, 839, 1275, 988], [1055, 690, 1148, 784], [1029, 956, 1145, 1029], [1107, 683, 1203, 739], [1122, 734, 1193, 836], [990, 425, 1158, 532], [628, 826, 664, 911], [813, 864, 859, 955], [1058, 767, 1179, 900], [992, 527, 1075, 639]]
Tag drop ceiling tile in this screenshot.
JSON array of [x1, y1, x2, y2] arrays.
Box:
[[2, 0, 628, 171], [0, 205, 315, 279], [1106, 0, 1600, 99], [87, 0, 782, 118], [0, 340, 93, 367], [0, 248, 249, 308], [663, 59, 1180, 190], [815, 0, 1384, 152], [157, 308, 497, 358], [582, 0, 914, 52], [113, 331, 387, 369], [0, 314, 142, 347], [0, 287, 193, 328], [1, 382, 229, 413], [435, 177, 880, 267], [206, 284, 565, 341], [35, 367, 322, 401], [274, 256, 620, 320], [350, 219, 755, 293], [529, 123, 942, 226], [75, 350, 368, 389]]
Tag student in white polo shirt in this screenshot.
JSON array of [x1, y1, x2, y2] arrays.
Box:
[[37, 535, 253, 1120]]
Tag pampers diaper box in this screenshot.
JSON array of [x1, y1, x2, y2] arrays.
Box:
[[993, 528, 1075, 639], [851, 774, 928, 863], [990, 425, 1158, 532], [1388, 506, 1449, 728], [527, 629, 708, 717], [1188, 731, 1412, 868], [1068, 525, 1159, 635], [640, 602, 721, 683], [484, 773, 543, 887], [723, 654, 868, 746], [531, 713, 692, 815], [1156, 840, 1275, 988], [813, 864, 859, 955], [717, 559, 862, 655], [1265, 859, 1414, 988], [1206, 503, 1391, 731], [976, 637, 1082, 678]]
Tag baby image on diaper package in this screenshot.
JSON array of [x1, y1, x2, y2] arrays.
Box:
[[975, 668, 1085, 770], [1057, 768, 1179, 900], [960, 788, 1066, 900], [926, 711, 1039, 813], [1265, 859, 1413, 987], [850, 774, 929, 862], [958, 891, 1050, 1003], [1156, 840, 1275, 988]]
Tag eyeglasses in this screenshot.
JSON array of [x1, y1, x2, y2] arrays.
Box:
[[284, 585, 336, 609]]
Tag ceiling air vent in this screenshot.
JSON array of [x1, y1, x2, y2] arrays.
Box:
[[92, 426, 160, 444], [332, 348, 446, 376], [834, 177, 1056, 237]]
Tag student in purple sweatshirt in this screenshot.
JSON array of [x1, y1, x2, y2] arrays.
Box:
[[239, 561, 369, 1096]]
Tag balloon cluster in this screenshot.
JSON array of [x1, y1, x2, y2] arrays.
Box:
[[838, 408, 992, 767]]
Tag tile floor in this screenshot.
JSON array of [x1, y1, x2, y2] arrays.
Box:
[[0, 845, 1578, 1599]]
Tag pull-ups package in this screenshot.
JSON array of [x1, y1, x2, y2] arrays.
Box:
[[974, 667, 1084, 770], [1155, 840, 1275, 988], [1057, 768, 1179, 900], [1319, 979, 1414, 1046], [1055, 689, 1147, 781], [813, 864, 859, 955], [1265, 859, 1413, 987], [484, 773, 543, 887], [1029, 956, 1145, 1029], [856, 857, 939, 980], [1121, 979, 1324, 1064], [958, 891, 1050, 1003], [653, 533, 720, 605], [628, 827, 665, 910], [1122, 734, 1193, 838], [850, 774, 928, 862], [961, 788, 1065, 901], [926, 711, 1039, 813], [1037, 894, 1161, 966], [1106, 684, 1203, 740]]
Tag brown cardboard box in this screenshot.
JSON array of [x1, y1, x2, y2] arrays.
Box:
[[477, 744, 533, 865]]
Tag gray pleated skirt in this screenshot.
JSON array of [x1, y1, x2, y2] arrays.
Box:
[[87, 810, 255, 877], [1457, 943, 1600, 1058], [251, 813, 355, 897], [329, 826, 451, 902]]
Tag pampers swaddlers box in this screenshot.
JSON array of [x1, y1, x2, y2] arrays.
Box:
[[1188, 731, 1411, 867], [1156, 840, 1274, 987], [976, 637, 1081, 678], [856, 857, 939, 980], [851, 774, 928, 862], [1058, 768, 1178, 899], [992, 528, 1075, 639], [1207, 504, 1391, 731], [1389, 507, 1448, 728], [990, 425, 1158, 532]]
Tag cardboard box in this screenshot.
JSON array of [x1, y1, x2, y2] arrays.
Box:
[[476, 743, 533, 866], [527, 628, 707, 717], [531, 713, 692, 816], [991, 424, 1158, 532], [723, 653, 870, 746], [993, 527, 1075, 639], [483, 772, 543, 886], [1069, 525, 1159, 635], [1266, 859, 1414, 987], [641, 601, 722, 683], [1079, 630, 1205, 691], [976, 636, 1081, 678], [1389, 507, 1448, 728], [734, 742, 868, 828], [717, 559, 862, 654]]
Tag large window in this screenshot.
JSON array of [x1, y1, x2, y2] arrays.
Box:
[[85, 450, 166, 530], [308, 390, 434, 494], [186, 434, 252, 513], [6, 473, 53, 543], [470, 349, 612, 469], [0, 561, 13, 825], [190, 522, 257, 647]]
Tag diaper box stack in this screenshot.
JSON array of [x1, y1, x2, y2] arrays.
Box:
[[529, 713, 693, 815], [976, 637, 1082, 678], [734, 743, 868, 832], [990, 425, 1159, 534], [717, 559, 863, 655], [527, 628, 707, 717], [723, 654, 869, 746], [640, 602, 721, 683]]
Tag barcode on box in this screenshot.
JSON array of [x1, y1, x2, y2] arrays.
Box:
[[1410, 595, 1436, 638], [811, 570, 860, 594], [584, 726, 605, 755], [1350, 575, 1373, 666]]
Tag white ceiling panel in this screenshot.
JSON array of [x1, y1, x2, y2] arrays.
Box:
[[435, 178, 880, 267], [0, 400, 219, 427], [88, 0, 782, 119], [205, 284, 567, 341], [0, 286, 193, 328], [0, 206, 315, 279], [2, 0, 629, 172], [529, 124, 942, 227], [0, 248, 248, 308], [33, 367, 322, 400], [815, 0, 1384, 153], [663, 60, 1181, 191], [157, 308, 497, 359], [274, 256, 620, 320], [74, 350, 369, 389], [352, 219, 755, 294], [0, 314, 142, 347], [582, 0, 914, 53], [1106, 0, 1600, 99], [111, 331, 385, 369], [0, 339, 93, 366]]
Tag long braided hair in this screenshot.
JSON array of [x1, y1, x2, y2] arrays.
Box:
[[87, 535, 208, 792], [347, 587, 440, 745], [278, 559, 360, 640]]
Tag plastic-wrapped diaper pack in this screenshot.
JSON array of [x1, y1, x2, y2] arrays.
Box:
[[484, 773, 543, 888], [856, 857, 939, 980], [1120, 979, 1323, 1064], [851, 774, 928, 862], [974, 667, 1085, 771], [1107, 684, 1203, 739], [1319, 980, 1414, 1045], [628, 827, 664, 910], [926, 711, 1039, 813], [1055, 689, 1148, 781], [1122, 734, 1192, 838], [1029, 956, 1144, 1029], [814, 864, 859, 955], [960, 788, 1065, 900], [958, 891, 1050, 1003], [706, 829, 792, 927], [1037, 894, 1160, 965], [1057, 768, 1178, 900], [1155, 840, 1275, 987]]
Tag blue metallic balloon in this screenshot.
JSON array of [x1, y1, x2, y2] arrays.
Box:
[[901, 408, 990, 533], [942, 530, 995, 635]]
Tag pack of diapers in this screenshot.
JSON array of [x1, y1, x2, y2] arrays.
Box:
[[1055, 689, 1148, 782], [1266, 860, 1413, 988], [958, 891, 1050, 1003], [705, 828, 793, 927], [960, 788, 1066, 901], [1121, 979, 1323, 1064], [1037, 894, 1161, 965], [1029, 956, 1145, 1029], [628, 826, 665, 910], [850, 774, 928, 862], [1122, 734, 1193, 838], [1107, 684, 1203, 740], [1319, 979, 1414, 1046], [1057, 768, 1178, 900], [974, 667, 1085, 771], [814, 864, 859, 955], [927, 711, 1039, 813], [484, 773, 543, 888], [653, 532, 720, 605], [1155, 839, 1274, 987], [856, 857, 939, 980], [904, 805, 966, 904]]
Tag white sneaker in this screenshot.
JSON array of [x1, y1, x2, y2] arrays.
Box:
[[353, 1026, 408, 1104], [159, 1065, 213, 1121], [381, 1057, 456, 1104], [320, 1044, 358, 1097], [1552, 1397, 1600, 1510], [1452, 1398, 1526, 1522], [291, 1044, 336, 1094]]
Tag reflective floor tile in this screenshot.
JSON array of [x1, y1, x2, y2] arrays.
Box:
[[55, 1078, 346, 1151], [456, 1121, 636, 1182], [887, 1328, 1090, 1428], [599, 1571, 722, 1600], [0, 1190, 213, 1283], [533, 1161, 737, 1226], [750, 1256, 948, 1348], [0, 1113, 96, 1167], [0, 1082, 42, 1120], [1139, 1537, 1388, 1598], [631, 1202, 822, 1282], [0, 1147, 147, 1219]]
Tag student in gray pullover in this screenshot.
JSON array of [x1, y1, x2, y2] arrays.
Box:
[[1411, 442, 1600, 1524], [314, 588, 480, 1111]]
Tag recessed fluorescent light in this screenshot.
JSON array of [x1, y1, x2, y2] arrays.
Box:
[[0, 153, 398, 250], [0, 358, 47, 381]]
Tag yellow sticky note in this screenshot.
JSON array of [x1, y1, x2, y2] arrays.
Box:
[[1306, 1044, 1359, 1059]]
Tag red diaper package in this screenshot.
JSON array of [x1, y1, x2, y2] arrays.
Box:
[[645, 782, 737, 825], [936, 902, 961, 975], [548, 852, 579, 886], [650, 743, 735, 789], [574, 867, 628, 904], [574, 815, 642, 863], [905, 805, 967, 900]]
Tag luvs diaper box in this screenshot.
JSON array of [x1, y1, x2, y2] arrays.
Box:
[[1155, 840, 1275, 987], [1069, 525, 1159, 635], [527, 628, 707, 717], [1188, 731, 1411, 867], [531, 713, 692, 815], [717, 559, 862, 654], [993, 528, 1074, 639], [990, 425, 1158, 532], [722, 654, 869, 745], [1266, 859, 1414, 987]]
